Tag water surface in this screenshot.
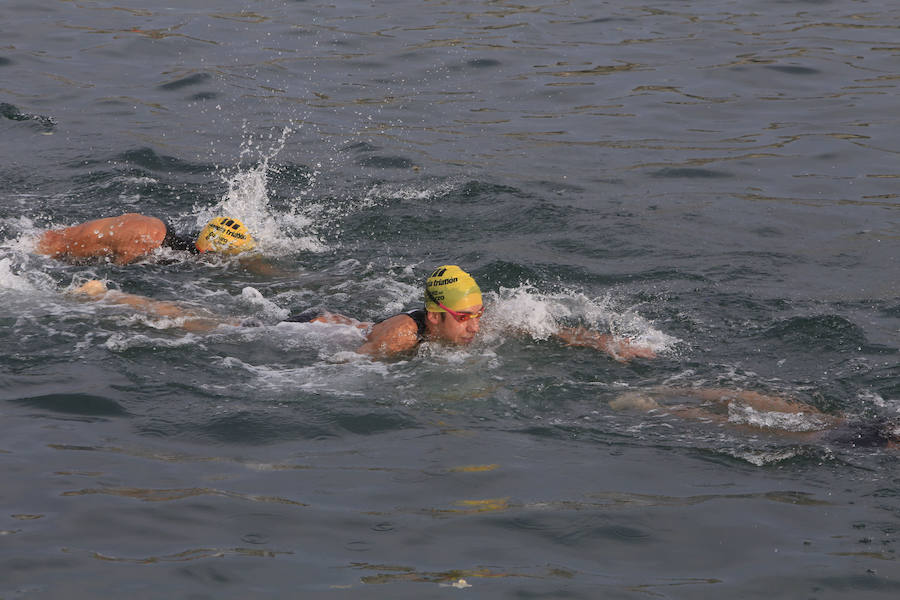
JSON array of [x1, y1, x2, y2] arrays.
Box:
[[1, 1, 898, 598]]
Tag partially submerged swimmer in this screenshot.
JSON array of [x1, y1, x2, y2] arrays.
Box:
[[71, 265, 657, 362], [37, 213, 255, 264], [287, 265, 656, 361], [612, 387, 899, 449], [71, 279, 222, 333]]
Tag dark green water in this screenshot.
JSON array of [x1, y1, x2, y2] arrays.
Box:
[[1, 1, 898, 598]]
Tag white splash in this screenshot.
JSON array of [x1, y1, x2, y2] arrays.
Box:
[[192, 126, 328, 256], [0, 215, 43, 256], [240, 286, 290, 320], [482, 284, 676, 353]]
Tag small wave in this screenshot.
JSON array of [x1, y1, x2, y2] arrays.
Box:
[[96, 175, 159, 189], [215, 351, 397, 397], [760, 314, 867, 352], [363, 179, 463, 203], [103, 331, 204, 351]]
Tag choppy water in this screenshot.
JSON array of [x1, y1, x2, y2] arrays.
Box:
[[1, 1, 898, 598]]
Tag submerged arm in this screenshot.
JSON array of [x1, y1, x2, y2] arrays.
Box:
[[71, 280, 226, 332], [555, 326, 656, 362]]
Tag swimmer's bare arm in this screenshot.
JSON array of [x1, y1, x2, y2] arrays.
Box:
[[238, 255, 292, 277], [71, 280, 225, 332], [555, 327, 656, 362]]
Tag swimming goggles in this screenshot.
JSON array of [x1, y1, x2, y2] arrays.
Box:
[[426, 289, 485, 322]]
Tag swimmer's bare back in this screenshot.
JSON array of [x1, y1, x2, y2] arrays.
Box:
[[37, 213, 167, 264]]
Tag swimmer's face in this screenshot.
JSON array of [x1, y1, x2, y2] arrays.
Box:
[[427, 304, 483, 345]]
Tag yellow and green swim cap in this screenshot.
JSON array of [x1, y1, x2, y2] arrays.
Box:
[[425, 265, 482, 313], [195, 217, 255, 254]]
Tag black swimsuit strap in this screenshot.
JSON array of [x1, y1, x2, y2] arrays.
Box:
[[404, 309, 428, 338]]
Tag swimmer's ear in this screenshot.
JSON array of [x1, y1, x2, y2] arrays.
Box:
[[425, 311, 442, 326]]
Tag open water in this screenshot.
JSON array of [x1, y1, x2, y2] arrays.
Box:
[[1, 1, 898, 598]]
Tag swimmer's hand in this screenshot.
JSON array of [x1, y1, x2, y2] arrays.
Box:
[[556, 327, 656, 363], [605, 337, 657, 362], [71, 279, 109, 298]]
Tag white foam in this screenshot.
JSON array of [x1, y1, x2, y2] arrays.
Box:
[[240, 286, 290, 320], [725, 448, 802, 466], [0, 257, 40, 292], [726, 402, 832, 432], [103, 332, 203, 351]]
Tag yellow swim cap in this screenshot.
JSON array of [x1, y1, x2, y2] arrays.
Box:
[[425, 265, 482, 313], [195, 217, 255, 254]]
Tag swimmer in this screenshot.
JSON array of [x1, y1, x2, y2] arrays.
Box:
[[611, 387, 900, 449], [288, 265, 656, 361], [72, 264, 657, 362], [37, 213, 255, 264]]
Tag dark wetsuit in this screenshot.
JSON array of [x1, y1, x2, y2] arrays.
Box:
[[285, 308, 322, 323], [160, 222, 200, 254], [824, 419, 900, 448]]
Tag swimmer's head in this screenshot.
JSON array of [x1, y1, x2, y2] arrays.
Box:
[[195, 217, 255, 254], [424, 265, 482, 313]]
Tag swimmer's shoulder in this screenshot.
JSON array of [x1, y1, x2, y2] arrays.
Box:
[[359, 313, 422, 356]]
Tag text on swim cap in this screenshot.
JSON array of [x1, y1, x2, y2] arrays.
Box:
[[428, 277, 458, 286], [206, 222, 248, 240]]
